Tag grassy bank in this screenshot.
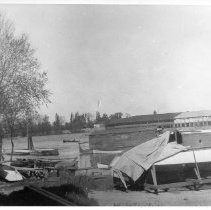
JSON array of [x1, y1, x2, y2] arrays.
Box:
[[0, 171, 104, 206]]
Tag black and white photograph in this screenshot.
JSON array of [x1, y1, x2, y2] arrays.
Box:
[[1, 0, 211, 206]]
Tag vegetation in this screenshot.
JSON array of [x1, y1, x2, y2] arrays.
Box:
[[0, 181, 98, 206], [0, 111, 126, 137], [0, 13, 50, 159], [45, 184, 98, 206], [0, 13, 128, 139]]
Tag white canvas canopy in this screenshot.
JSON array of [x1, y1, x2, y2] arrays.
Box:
[[110, 131, 187, 182]]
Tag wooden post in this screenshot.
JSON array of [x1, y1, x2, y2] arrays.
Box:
[[115, 169, 128, 191], [151, 164, 158, 194], [174, 131, 178, 143], [194, 168, 200, 180], [192, 148, 201, 180]]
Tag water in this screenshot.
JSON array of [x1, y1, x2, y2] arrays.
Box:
[[2, 133, 89, 161]]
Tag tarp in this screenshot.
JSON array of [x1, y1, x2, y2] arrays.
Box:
[[110, 131, 187, 182]]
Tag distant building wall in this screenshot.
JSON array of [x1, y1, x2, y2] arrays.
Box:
[[89, 128, 156, 151], [174, 111, 211, 128], [87, 127, 157, 166]]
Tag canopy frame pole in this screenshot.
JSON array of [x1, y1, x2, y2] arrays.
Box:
[[151, 164, 158, 194]]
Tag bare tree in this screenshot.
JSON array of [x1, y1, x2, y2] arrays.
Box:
[[0, 13, 51, 160]]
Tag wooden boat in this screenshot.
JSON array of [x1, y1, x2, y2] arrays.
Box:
[[30, 148, 59, 156], [6, 148, 59, 156], [152, 147, 211, 182], [0, 164, 23, 182], [112, 130, 211, 191], [6, 136, 59, 156], [10, 158, 60, 168], [6, 149, 32, 156], [63, 139, 79, 143], [144, 147, 211, 192], [10, 159, 35, 168]]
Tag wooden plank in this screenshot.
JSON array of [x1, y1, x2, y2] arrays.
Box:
[[92, 150, 123, 154], [200, 178, 211, 184], [144, 183, 158, 190], [14, 167, 44, 171], [156, 181, 196, 189], [145, 181, 193, 191]]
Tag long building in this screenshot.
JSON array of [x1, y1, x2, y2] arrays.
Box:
[[174, 110, 211, 128], [107, 112, 181, 129]]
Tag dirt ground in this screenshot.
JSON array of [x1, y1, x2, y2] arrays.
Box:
[[89, 187, 211, 206]]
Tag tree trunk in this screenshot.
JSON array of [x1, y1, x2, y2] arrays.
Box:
[[0, 134, 2, 162], [10, 130, 14, 161]]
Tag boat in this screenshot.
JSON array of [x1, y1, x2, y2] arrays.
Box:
[[150, 147, 211, 184], [6, 148, 59, 156], [6, 136, 59, 157], [0, 164, 23, 182], [63, 139, 79, 143], [30, 148, 59, 156], [111, 130, 211, 191], [10, 159, 35, 168], [6, 149, 32, 156]]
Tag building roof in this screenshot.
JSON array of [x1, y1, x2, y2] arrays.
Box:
[[175, 110, 211, 119], [107, 112, 181, 127]]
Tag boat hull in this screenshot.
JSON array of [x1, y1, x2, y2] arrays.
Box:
[[146, 162, 211, 185], [30, 148, 59, 156], [0, 165, 23, 182], [6, 148, 59, 156], [147, 148, 211, 185]]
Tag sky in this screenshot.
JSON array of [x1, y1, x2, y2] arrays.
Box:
[[1, 4, 211, 121]]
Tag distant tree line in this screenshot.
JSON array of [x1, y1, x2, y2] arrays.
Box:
[[0, 111, 129, 137]]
